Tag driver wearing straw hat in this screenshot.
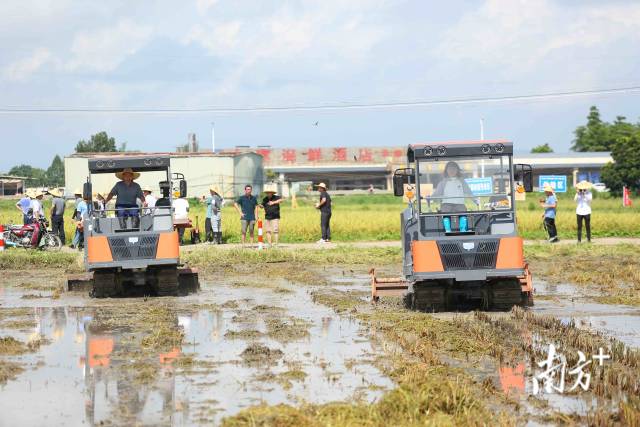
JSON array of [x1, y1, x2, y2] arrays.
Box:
[[105, 168, 145, 229]]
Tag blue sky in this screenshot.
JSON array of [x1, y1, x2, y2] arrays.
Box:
[[1, 0, 639, 170]]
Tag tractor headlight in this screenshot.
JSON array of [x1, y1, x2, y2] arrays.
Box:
[[494, 143, 505, 153], [423, 146, 433, 156], [481, 144, 491, 154], [437, 146, 446, 156]]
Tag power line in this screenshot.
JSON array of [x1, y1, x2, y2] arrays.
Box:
[[1, 85, 640, 114]]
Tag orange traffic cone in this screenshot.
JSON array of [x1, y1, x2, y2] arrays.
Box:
[[0, 224, 5, 252], [257, 219, 264, 250]]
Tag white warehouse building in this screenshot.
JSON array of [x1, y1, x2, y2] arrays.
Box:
[[64, 151, 263, 199]]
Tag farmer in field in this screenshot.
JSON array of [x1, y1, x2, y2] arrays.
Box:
[[204, 186, 223, 244], [49, 188, 66, 245], [261, 185, 284, 246], [104, 168, 145, 230], [540, 184, 558, 243], [70, 188, 84, 249], [234, 184, 259, 246], [73, 193, 90, 250], [315, 182, 332, 243], [15, 191, 32, 224], [574, 181, 593, 243]]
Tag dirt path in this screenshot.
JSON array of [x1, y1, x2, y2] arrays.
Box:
[[179, 236, 640, 252]]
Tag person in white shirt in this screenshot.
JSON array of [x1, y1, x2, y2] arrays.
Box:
[[143, 187, 157, 215], [172, 193, 190, 244], [30, 191, 45, 220], [574, 181, 593, 243]]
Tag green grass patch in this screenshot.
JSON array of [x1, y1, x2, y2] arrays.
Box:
[[0, 250, 81, 271]]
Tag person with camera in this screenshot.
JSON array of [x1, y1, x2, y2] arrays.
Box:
[[574, 181, 593, 243]]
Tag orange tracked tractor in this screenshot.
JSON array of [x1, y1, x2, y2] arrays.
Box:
[[371, 140, 534, 311]]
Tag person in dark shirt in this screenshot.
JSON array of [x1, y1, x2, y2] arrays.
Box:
[[261, 186, 284, 246], [314, 182, 332, 243], [234, 184, 259, 246], [49, 188, 66, 245], [104, 168, 145, 230]]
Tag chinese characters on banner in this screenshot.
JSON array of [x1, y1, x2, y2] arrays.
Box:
[[259, 147, 408, 166]]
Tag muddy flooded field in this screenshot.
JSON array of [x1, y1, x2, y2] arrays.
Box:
[[1, 253, 640, 426]]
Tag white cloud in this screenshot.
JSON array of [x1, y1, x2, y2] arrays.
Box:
[[66, 19, 154, 72], [195, 0, 219, 15], [436, 0, 640, 71], [3, 48, 52, 81]]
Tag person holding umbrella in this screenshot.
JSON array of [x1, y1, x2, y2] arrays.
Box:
[[315, 182, 332, 243], [574, 181, 593, 243], [540, 184, 558, 243]]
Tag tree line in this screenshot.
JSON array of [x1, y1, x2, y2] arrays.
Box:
[[573, 106, 640, 194], [7, 131, 126, 188]]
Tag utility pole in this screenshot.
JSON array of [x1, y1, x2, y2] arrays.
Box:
[[480, 118, 484, 140], [211, 122, 215, 153]]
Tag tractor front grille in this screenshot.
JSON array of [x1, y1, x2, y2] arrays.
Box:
[[108, 235, 159, 261], [438, 239, 498, 270]]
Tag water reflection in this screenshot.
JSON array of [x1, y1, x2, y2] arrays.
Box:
[[0, 282, 394, 426]]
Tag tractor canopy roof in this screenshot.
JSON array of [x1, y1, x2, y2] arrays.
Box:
[[408, 139, 513, 162], [88, 155, 171, 173]]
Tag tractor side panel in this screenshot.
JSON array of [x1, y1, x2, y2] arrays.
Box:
[[496, 237, 525, 269], [156, 231, 180, 260], [87, 236, 113, 263], [412, 240, 444, 273]]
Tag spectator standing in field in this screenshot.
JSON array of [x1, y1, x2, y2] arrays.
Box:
[[574, 181, 593, 243], [261, 185, 284, 246], [74, 194, 89, 250], [31, 191, 45, 221], [204, 186, 223, 244], [49, 188, 66, 245], [172, 192, 190, 245], [143, 187, 156, 215], [16, 192, 32, 224], [234, 184, 259, 246], [70, 189, 83, 248], [540, 184, 558, 243], [315, 183, 332, 243]]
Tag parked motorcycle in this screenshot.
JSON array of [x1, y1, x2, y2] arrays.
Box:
[[2, 217, 62, 250]]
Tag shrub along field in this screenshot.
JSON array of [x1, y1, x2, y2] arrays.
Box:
[[0, 191, 638, 244]]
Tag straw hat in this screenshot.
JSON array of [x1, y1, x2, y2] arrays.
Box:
[[209, 185, 221, 194], [74, 188, 82, 196], [48, 188, 63, 197], [316, 182, 328, 190], [543, 184, 554, 193], [576, 181, 591, 191], [115, 168, 140, 180], [142, 187, 153, 193], [263, 184, 278, 194]]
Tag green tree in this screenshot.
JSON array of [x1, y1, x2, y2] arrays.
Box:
[[530, 143, 553, 153], [8, 164, 47, 186], [46, 155, 65, 187], [75, 131, 118, 153], [601, 131, 640, 194], [571, 106, 615, 152]]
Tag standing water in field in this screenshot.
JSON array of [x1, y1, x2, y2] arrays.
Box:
[[0, 277, 394, 426]]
